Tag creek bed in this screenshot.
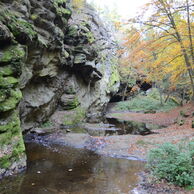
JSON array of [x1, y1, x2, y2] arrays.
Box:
[[0, 142, 145, 194]]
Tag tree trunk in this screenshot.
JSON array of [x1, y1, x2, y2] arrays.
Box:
[[122, 83, 128, 101], [164, 93, 170, 103], [186, 0, 194, 64], [181, 89, 185, 106], [159, 87, 163, 106], [160, 0, 194, 100]]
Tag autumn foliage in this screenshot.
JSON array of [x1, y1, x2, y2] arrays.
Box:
[[119, 0, 194, 100]]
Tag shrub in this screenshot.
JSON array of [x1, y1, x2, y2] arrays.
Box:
[[147, 142, 194, 188]]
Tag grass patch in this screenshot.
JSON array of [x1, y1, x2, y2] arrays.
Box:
[[115, 88, 178, 112], [136, 140, 155, 146]]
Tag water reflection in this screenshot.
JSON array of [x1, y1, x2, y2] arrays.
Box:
[[0, 143, 145, 194]]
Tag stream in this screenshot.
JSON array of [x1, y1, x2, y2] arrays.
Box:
[[0, 142, 145, 194]]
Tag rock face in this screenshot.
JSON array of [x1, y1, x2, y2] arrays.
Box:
[[0, 0, 119, 177]]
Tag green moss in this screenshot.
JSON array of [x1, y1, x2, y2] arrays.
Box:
[[0, 131, 12, 146], [0, 76, 19, 88], [0, 111, 20, 133], [30, 14, 38, 21], [0, 66, 14, 76], [0, 136, 25, 169], [40, 121, 53, 128], [0, 155, 11, 169], [0, 89, 22, 112], [0, 9, 37, 41], [54, 0, 67, 4], [68, 25, 78, 37], [65, 97, 80, 110], [0, 110, 25, 170], [0, 89, 9, 102], [63, 107, 86, 126], [53, 0, 71, 18], [12, 138, 25, 160], [0, 45, 25, 64], [108, 63, 120, 89], [85, 31, 95, 44], [0, 112, 22, 144]]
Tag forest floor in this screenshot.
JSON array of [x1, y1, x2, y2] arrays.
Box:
[[105, 102, 194, 159]]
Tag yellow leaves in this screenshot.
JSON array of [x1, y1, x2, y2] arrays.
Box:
[[118, 0, 193, 90], [72, 0, 84, 8]]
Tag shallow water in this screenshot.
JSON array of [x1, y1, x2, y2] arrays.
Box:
[[0, 143, 145, 194]]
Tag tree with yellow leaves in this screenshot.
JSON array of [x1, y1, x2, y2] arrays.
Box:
[[122, 0, 193, 100]]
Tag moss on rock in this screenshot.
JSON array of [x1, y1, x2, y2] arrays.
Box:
[[0, 136, 25, 169], [0, 76, 19, 88], [0, 9, 37, 41], [0, 66, 14, 76], [0, 89, 22, 112], [60, 94, 80, 110], [0, 45, 25, 64], [0, 111, 20, 134], [108, 63, 120, 89], [0, 89, 9, 102], [67, 97, 80, 109], [53, 0, 71, 19], [0, 155, 11, 169], [0, 111, 26, 170], [63, 107, 86, 126]]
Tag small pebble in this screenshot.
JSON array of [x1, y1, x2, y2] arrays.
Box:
[[68, 169, 73, 172], [37, 171, 41, 174]]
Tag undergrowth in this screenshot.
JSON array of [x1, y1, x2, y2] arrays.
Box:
[[116, 88, 178, 112], [147, 141, 194, 189]]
